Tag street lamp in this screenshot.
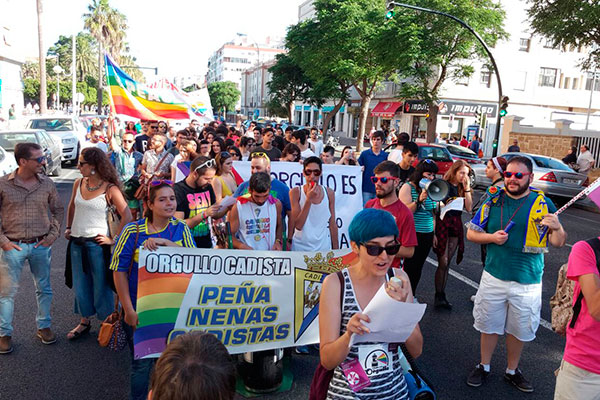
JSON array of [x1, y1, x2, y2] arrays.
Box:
[[51, 55, 64, 111], [386, 1, 505, 156]]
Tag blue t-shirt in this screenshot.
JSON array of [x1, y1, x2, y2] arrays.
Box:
[[110, 218, 196, 309], [484, 191, 557, 284], [358, 149, 388, 193], [233, 178, 291, 219]]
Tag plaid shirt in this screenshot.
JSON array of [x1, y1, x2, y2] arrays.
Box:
[[0, 171, 64, 245]]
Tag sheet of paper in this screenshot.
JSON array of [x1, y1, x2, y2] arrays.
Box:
[[440, 197, 464, 220], [218, 195, 237, 212], [350, 283, 426, 347]]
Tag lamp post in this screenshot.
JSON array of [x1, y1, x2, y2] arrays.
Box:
[[52, 59, 63, 112], [386, 1, 504, 156]]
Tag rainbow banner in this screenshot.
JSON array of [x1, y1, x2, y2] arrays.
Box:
[[104, 54, 191, 120], [134, 247, 357, 359]]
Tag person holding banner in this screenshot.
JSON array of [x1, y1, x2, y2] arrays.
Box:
[[319, 208, 422, 399], [229, 172, 283, 251], [174, 156, 227, 248], [290, 156, 338, 252], [170, 138, 197, 183], [110, 181, 196, 400]]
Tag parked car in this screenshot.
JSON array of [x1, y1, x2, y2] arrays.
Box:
[[0, 130, 62, 176], [472, 152, 588, 198], [414, 143, 454, 177], [26, 116, 86, 164], [439, 143, 483, 165], [0, 146, 17, 177]]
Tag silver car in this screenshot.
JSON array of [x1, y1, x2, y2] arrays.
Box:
[[26, 116, 86, 164], [472, 152, 588, 198]]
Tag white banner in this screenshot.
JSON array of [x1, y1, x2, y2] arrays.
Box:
[[134, 247, 356, 358], [233, 161, 362, 249]]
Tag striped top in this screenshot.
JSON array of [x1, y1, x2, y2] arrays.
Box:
[[326, 268, 409, 400], [409, 184, 436, 233]]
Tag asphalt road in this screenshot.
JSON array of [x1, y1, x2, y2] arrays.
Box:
[[0, 165, 598, 400]]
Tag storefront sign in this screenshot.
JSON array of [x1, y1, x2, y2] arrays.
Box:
[[438, 100, 497, 117], [403, 100, 429, 114]]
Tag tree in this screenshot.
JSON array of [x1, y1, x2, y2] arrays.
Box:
[[285, 19, 351, 141], [37, 0, 47, 113], [83, 0, 128, 112], [207, 81, 241, 117], [311, 0, 421, 150], [267, 54, 313, 122], [390, 0, 507, 142], [265, 98, 289, 119], [47, 33, 98, 82], [528, 0, 600, 69]]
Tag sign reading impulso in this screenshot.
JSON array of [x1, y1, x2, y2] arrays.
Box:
[[403, 99, 497, 117]]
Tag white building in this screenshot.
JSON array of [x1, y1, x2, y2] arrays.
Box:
[[296, 0, 600, 153], [0, 0, 24, 125], [206, 35, 286, 111], [240, 60, 276, 119]]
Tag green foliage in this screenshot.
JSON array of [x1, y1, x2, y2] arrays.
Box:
[[207, 81, 241, 114], [528, 0, 600, 69], [267, 53, 313, 120], [47, 33, 98, 82], [265, 98, 289, 118], [23, 77, 100, 106]]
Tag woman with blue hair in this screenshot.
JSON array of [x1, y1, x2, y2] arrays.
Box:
[[318, 208, 423, 399]]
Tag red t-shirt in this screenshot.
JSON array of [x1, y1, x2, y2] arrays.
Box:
[[365, 198, 418, 268], [564, 239, 600, 374], [460, 139, 468, 147]]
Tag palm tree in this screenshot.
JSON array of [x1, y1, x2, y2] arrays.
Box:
[[83, 0, 127, 112], [36, 0, 47, 113], [76, 33, 98, 81]]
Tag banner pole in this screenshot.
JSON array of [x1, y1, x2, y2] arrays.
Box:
[[554, 177, 600, 216]]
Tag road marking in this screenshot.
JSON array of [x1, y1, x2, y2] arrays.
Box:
[[560, 211, 599, 222], [425, 257, 553, 331], [566, 243, 573, 248]]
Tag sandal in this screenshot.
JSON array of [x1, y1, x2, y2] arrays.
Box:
[[67, 322, 91, 341]]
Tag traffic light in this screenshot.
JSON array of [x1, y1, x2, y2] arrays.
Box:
[[499, 96, 509, 117], [475, 111, 482, 126], [492, 139, 498, 149], [385, 0, 396, 19]]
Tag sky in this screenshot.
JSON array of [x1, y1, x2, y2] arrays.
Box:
[[9, 0, 302, 82]]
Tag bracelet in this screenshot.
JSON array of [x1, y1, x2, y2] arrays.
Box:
[[464, 190, 472, 193], [66, 227, 71, 230]]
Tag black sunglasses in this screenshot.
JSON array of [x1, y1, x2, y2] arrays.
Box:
[[29, 156, 46, 164], [361, 242, 401, 256], [504, 171, 531, 179]]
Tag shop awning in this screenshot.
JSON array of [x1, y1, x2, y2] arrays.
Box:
[[371, 101, 402, 118]]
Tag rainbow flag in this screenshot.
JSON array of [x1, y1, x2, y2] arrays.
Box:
[[134, 266, 193, 359], [104, 54, 190, 120]]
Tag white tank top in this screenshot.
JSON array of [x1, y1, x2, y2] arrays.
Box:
[[236, 198, 278, 250], [292, 185, 331, 251], [71, 183, 109, 238]]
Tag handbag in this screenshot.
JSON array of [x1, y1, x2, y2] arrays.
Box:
[[98, 223, 139, 350], [134, 151, 171, 200], [308, 270, 344, 400], [105, 184, 121, 239]]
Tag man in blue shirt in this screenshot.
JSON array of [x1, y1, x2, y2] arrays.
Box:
[[358, 130, 388, 205]]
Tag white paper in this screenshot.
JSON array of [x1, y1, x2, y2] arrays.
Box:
[[218, 195, 237, 212], [440, 197, 464, 220], [350, 283, 426, 346]]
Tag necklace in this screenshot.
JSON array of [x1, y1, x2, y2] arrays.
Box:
[[500, 192, 530, 231], [149, 219, 173, 239], [85, 177, 103, 192]]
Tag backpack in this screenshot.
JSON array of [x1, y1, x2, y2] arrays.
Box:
[[550, 238, 600, 335]]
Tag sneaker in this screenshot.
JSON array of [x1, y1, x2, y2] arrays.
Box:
[[504, 369, 534, 393], [295, 345, 309, 354], [0, 336, 13, 354], [467, 364, 489, 387], [36, 328, 57, 345]]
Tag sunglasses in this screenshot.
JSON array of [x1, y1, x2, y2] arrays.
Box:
[[304, 169, 322, 176], [361, 242, 401, 257], [149, 180, 173, 187], [77, 161, 88, 167], [504, 171, 531, 179], [252, 152, 271, 162], [220, 151, 231, 158], [29, 156, 46, 164], [123, 139, 134, 144], [195, 159, 216, 171], [371, 176, 398, 184], [423, 159, 435, 164]]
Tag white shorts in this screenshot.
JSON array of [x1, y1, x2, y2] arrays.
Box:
[[473, 270, 542, 342]]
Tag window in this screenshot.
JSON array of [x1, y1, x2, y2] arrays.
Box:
[[563, 77, 571, 89], [519, 38, 530, 52], [585, 73, 600, 91], [539, 68, 558, 87], [572, 78, 579, 90], [480, 69, 491, 87], [543, 38, 555, 49], [532, 156, 572, 171]]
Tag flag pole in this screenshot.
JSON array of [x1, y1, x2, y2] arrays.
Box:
[[554, 177, 600, 215]]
